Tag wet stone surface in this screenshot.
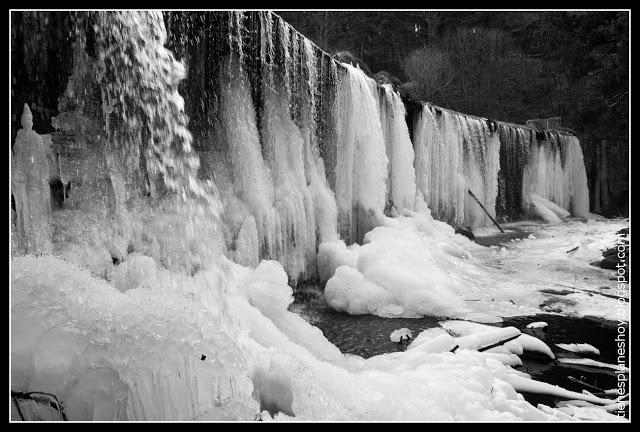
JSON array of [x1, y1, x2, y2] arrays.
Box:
[[473, 226, 532, 247]]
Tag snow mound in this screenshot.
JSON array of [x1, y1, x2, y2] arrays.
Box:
[[555, 343, 600, 356], [390, 328, 412, 343], [441, 321, 555, 359], [527, 321, 548, 329], [558, 358, 628, 372], [11, 255, 258, 420], [12, 253, 608, 421], [321, 208, 497, 320], [322, 212, 628, 322]]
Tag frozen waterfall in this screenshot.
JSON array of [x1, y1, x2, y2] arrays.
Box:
[[10, 10, 598, 421], [412, 104, 500, 229]]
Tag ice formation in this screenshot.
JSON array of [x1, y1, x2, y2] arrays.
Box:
[[12, 255, 623, 421], [390, 328, 413, 343], [522, 132, 590, 219], [333, 63, 389, 243], [377, 84, 417, 213], [11, 104, 52, 255], [320, 210, 628, 321], [412, 104, 500, 229], [321, 206, 494, 320], [527, 321, 548, 329], [555, 343, 601, 356], [558, 358, 629, 372], [11, 255, 259, 420], [529, 193, 568, 224], [440, 320, 555, 359], [10, 10, 619, 423]]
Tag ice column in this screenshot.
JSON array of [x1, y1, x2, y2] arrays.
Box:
[[522, 132, 590, 218], [378, 84, 416, 214], [333, 64, 388, 244], [11, 104, 52, 254]]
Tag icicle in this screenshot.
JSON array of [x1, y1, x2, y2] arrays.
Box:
[[378, 84, 416, 214], [522, 131, 590, 218], [333, 63, 388, 244]]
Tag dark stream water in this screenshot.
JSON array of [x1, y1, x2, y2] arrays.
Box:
[[291, 294, 628, 416], [290, 226, 629, 417]]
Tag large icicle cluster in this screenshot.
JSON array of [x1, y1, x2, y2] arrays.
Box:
[[412, 104, 500, 229], [333, 64, 389, 243], [377, 83, 417, 215], [161, 12, 420, 281], [11, 10, 592, 282], [522, 132, 590, 220]]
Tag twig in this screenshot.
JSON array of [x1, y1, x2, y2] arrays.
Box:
[[477, 333, 521, 352], [551, 283, 629, 302], [567, 375, 605, 393]]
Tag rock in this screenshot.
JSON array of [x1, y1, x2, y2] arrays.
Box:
[[598, 236, 629, 274], [374, 71, 401, 89], [455, 226, 475, 241]]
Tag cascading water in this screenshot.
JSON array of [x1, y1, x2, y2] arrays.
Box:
[[495, 124, 533, 221], [412, 104, 499, 229], [377, 84, 417, 214], [332, 64, 389, 244], [161, 11, 340, 284], [522, 131, 590, 219], [11, 11, 259, 420], [10, 11, 594, 273], [459, 115, 500, 228], [11, 10, 600, 422]]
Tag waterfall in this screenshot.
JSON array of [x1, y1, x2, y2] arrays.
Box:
[[12, 11, 259, 421], [332, 63, 389, 244], [563, 135, 590, 217], [495, 125, 529, 221], [377, 84, 417, 214], [459, 115, 500, 228], [11, 10, 593, 282], [160, 11, 341, 284], [11, 10, 600, 421], [522, 131, 590, 218], [412, 104, 499, 229]]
